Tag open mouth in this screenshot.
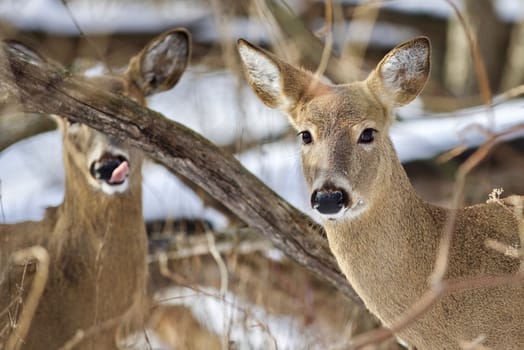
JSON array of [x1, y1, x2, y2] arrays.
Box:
[[90, 153, 130, 185]]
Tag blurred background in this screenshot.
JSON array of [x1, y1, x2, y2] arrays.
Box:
[[1, 0, 524, 349]]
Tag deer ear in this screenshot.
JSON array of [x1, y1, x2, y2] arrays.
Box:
[[366, 37, 430, 107], [127, 28, 191, 96], [237, 39, 315, 112]]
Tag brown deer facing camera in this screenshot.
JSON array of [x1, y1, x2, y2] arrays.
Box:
[[238, 37, 524, 349], [0, 29, 190, 349]]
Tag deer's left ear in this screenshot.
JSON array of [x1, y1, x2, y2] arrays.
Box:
[[127, 28, 191, 96], [237, 38, 324, 118], [366, 37, 430, 108]]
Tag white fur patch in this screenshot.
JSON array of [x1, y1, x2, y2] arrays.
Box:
[[318, 197, 368, 222], [238, 44, 282, 104], [100, 181, 129, 195], [380, 41, 428, 93]]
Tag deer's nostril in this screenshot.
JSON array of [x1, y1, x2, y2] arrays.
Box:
[[311, 188, 348, 215]]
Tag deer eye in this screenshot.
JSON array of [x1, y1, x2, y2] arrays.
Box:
[[358, 128, 376, 144], [299, 131, 313, 145]]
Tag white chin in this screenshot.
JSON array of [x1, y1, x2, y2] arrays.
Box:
[[317, 202, 367, 222], [99, 181, 129, 195], [317, 209, 349, 222]]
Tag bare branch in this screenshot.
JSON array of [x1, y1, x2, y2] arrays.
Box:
[[0, 113, 56, 152], [5, 246, 49, 350]]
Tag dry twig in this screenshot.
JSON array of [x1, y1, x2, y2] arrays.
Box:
[[5, 246, 49, 350]]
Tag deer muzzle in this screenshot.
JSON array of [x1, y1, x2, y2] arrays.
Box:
[[311, 187, 350, 215], [90, 153, 130, 185]]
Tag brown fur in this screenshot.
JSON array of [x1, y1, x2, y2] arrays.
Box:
[[238, 37, 524, 349], [0, 29, 190, 349]]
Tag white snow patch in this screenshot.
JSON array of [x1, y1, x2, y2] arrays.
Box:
[[154, 286, 321, 349], [0, 0, 207, 34], [148, 67, 289, 146]]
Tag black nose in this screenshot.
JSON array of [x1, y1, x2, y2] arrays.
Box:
[[89, 154, 127, 182], [311, 188, 348, 215]]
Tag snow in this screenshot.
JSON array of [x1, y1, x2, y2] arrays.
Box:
[[392, 101, 524, 162], [1, 0, 523, 42], [148, 68, 289, 147], [0, 132, 64, 222], [153, 286, 321, 349], [0, 0, 208, 34], [336, 0, 524, 22]]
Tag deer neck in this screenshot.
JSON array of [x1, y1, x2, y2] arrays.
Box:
[[46, 152, 147, 294], [55, 153, 144, 242], [323, 140, 444, 324]]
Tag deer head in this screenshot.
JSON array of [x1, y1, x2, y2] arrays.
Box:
[[238, 38, 430, 221], [54, 29, 190, 195]]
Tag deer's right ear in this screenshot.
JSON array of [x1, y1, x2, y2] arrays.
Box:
[[237, 39, 314, 112], [366, 37, 430, 108], [128, 28, 191, 96]]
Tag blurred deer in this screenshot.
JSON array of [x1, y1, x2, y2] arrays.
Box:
[[238, 37, 524, 349], [0, 29, 190, 349]]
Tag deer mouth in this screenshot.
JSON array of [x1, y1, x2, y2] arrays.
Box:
[[90, 154, 130, 186]]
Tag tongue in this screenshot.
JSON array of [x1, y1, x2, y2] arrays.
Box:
[[109, 161, 129, 184]]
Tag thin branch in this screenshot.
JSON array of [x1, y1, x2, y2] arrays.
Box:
[[314, 0, 334, 79], [444, 0, 492, 106], [5, 246, 50, 350], [59, 0, 111, 73], [340, 0, 382, 74], [350, 271, 524, 349], [156, 254, 280, 348], [147, 235, 272, 263], [493, 84, 524, 104], [58, 307, 130, 350], [206, 229, 229, 296], [485, 239, 521, 260]]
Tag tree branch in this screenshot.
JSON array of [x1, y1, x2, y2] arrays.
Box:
[[0, 41, 363, 306], [0, 113, 56, 152]]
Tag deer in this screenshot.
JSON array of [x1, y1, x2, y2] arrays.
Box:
[[238, 37, 524, 349], [0, 28, 190, 349]]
